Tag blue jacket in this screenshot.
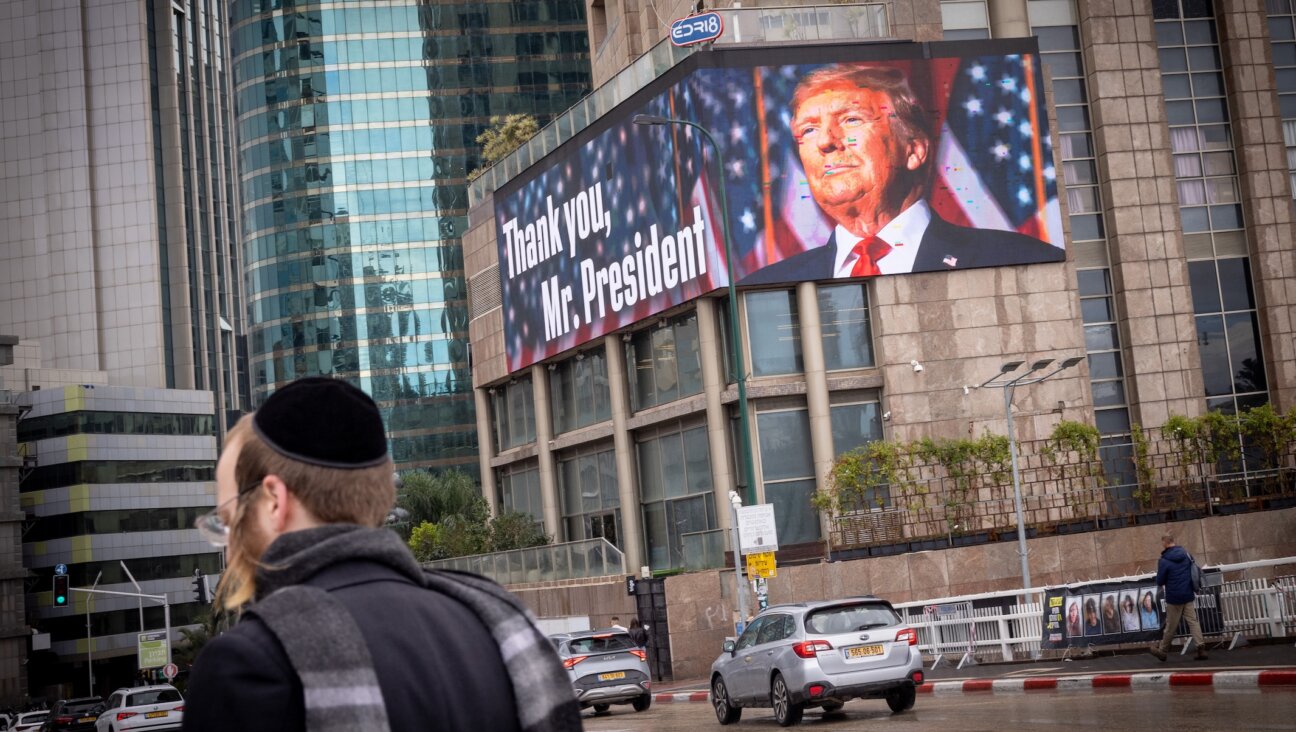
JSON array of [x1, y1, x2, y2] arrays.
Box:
[[1156, 545, 1196, 605]]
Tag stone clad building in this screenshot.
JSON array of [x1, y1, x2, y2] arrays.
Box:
[[462, 0, 1296, 577]]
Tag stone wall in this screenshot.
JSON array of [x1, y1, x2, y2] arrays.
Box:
[[662, 507, 1296, 680], [510, 577, 639, 629]]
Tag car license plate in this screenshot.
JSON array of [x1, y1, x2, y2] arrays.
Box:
[[146, 711, 169, 719], [599, 671, 626, 681], [845, 644, 885, 659], [79, 717, 97, 723]]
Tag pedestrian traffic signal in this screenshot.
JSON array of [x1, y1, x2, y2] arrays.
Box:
[[53, 574, 69, 607], [192, 569, 209, 604]]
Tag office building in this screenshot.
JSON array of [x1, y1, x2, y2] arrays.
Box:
[[0, 336, 26, 706], [462, 0, 1296, 575], [228, 0, 592, 472]]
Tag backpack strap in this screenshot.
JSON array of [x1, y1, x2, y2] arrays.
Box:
[[246, 585, 392, 732]]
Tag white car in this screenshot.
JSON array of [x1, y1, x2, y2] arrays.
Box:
[[93, 686, 183, 732], [12, 712, 47, 732]]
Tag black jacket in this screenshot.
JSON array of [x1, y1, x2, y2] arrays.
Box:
[[739, 211, 1064, 285], [183, 558, 521, 732]]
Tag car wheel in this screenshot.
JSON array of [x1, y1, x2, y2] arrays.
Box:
[[711, 676, 742, 725], [593, 703, 610, 714], [770, 673, 804, 727], [821, 701, 844, 715], [886, 683, 916, 713], [632, 693, 652, 712]]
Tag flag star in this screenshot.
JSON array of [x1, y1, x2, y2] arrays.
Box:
[[995, 108, 1014, 127], [965, 97, 984, 115], [730, 124, 746, 144], [1018, 186, 1032, 204], [1043, 165, 1056, 181], [1019, 121, 1034, 138], [1000, 77, 1018, 93], [728, 159, 746, 177], [1018, 154, 1032, 171], [1021, 88, 1032, 104], [968, 64, 987, 81], [992, 141, 1011, 160], [740, 208, 756, 232]]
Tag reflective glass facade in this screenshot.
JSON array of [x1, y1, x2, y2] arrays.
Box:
[[230, 0, 591, 471]]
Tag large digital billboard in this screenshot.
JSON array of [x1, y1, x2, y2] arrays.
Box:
[[495, 40, 1065, 372]]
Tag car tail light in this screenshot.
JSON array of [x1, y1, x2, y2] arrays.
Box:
[[55, 717, 74, 725], [895, 628, 918, 646], [175, 705, 185, 711], [808, 684, 826, 697], [912, 671, 924, 685], [116, 712, 138, 721], [562, 655, 588, 669], [792, 640, 833, 658], [629, 648, 647, 661]]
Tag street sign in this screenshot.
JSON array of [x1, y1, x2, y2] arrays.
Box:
[[54, 564, 67, 576], [746, 551, 777, 579], [138, 631, 168, 669], [625, 576, 638, 596], [162, 663, 178, 680], [737, 504, 779, 555], [670, 11, 724, 47]]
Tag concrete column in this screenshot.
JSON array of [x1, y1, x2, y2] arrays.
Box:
[[604, 334, 645, 572], [1217, 0, 1296, 411], [796, 282, 834, 544], [530, 365, 562, 539], [1078, 2, 1205, 427], [988, 0, 1030, 38], [474, 387, 498, 514], [696, 299, 737, 531]]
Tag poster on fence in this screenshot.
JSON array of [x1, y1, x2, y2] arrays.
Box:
[[1041, 578, 1164, 649], [1040, 575, 1223, 649]]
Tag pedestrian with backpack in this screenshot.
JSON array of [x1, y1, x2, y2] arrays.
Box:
[[183, 377, 580, 732], [1149, 533, 1208, 662]]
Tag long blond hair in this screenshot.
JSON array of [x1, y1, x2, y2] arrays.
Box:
[[215, 414, 395, 611]]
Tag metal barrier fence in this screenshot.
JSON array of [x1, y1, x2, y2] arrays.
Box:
[[892, 556, 1296, 664], [424, 537, 625, 586]]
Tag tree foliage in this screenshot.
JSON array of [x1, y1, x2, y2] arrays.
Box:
[[397, 469, 550, 563], [468, 113, 539, 180]]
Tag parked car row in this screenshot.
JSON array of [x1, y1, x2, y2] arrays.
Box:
[[3, 686, 182, 732]]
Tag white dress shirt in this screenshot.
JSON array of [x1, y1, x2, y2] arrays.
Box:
[[832, 200, 932, 277]]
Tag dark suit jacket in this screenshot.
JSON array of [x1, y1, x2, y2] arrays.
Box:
[[739, 212, 1064, 286], [183, 559, 521, 732]]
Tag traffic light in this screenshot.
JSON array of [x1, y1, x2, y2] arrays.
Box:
[[192, 569, 209, 604], [52, 574, 69, 607]]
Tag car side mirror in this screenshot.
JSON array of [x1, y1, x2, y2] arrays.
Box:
[[722, 638, 736, 654]]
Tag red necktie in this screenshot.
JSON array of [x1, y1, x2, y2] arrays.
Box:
[[849, 236, 892, 277]]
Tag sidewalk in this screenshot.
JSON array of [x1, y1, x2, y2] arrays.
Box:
[[649, 641, 1296, 702]]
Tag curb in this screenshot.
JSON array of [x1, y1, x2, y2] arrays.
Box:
[[917, 669, 1296, 695], [651, 670, 1296, 703]]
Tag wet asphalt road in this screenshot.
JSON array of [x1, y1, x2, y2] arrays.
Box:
[[581, 687, 1296, 731]]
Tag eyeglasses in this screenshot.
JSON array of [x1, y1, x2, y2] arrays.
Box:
[[194, 481, 263, 547]]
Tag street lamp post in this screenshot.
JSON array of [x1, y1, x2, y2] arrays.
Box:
[[978, 356, 1084, 592], [632, 113, 757, 507]]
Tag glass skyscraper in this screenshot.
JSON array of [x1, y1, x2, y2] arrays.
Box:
[[229, 0, 591, 472]]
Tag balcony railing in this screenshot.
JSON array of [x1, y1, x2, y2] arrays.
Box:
[[468, 3, 890, 205], [424, 537, 625, 586]]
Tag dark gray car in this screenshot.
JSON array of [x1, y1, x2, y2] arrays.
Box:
[[551, 629, 653, 714]]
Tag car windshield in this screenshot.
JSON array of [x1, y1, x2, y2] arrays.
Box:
[[566, 633, 636, 654], [23, 713, 47, 721], [64, 702, 100, 714], [805, 603, 901, 634], [127, 689, 182, 706]]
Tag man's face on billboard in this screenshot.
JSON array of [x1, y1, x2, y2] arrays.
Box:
[[792, 82, 923, 225]]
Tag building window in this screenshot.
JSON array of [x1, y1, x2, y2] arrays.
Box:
[[491, 377, 535, 450], [1036, 24, 1105, 242], [941, 0, 991, 39], [755, 408, 821, 544], [627, 311, 703, 411], [559, 446, 620, 547], [1189, 258, 1269, 413], [818, 283, 874, 371], [1076, 269, 1132, 435], [1266, 0, 1296, 198], [745, 290, 803, 377], [496, 462, 543, 525], [829, 395, 887, 508], [549, 347, 612, 435], [637, 423, 716, 571]]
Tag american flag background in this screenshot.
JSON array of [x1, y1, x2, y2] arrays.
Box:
[[495, 52, 1063, 372]]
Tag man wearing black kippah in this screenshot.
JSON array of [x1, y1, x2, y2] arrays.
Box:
[[183, 377, 580, 732]]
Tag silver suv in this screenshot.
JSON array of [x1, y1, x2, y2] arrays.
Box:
[[709, 597, 924, 726], [551, 630, 653, 714]]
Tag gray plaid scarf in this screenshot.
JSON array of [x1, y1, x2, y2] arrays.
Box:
[[247, 525, 581, 732]]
